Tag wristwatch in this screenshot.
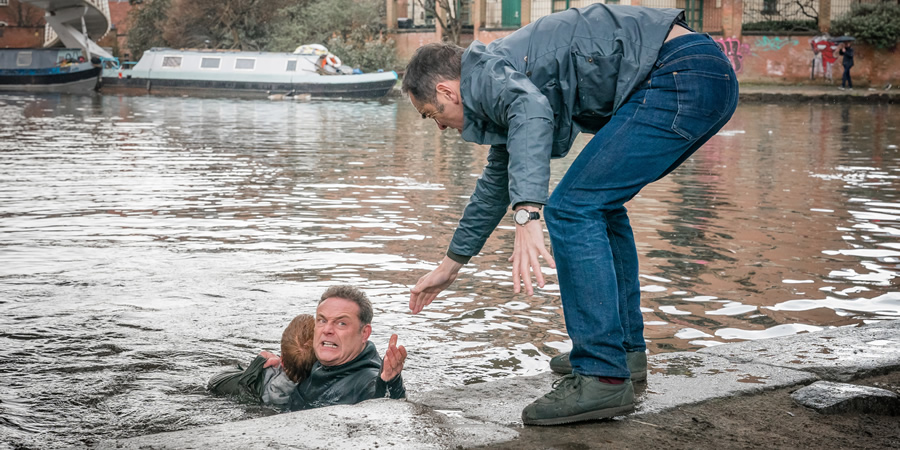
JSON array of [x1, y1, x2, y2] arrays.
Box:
[[514, 209, 541, 226]]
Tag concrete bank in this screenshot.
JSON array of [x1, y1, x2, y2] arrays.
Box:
[[738, 84, 899, 103], [89, 320, 900, 449]]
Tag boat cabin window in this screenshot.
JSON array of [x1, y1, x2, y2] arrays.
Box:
[[286, 60, 297, 72], [162, 56, 182, 68], [235, 58, 255, 70], [200, 57, 221, 69], [16, 51, 33, 67]]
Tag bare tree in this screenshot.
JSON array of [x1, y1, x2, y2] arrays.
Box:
[[416, 0, 465, 45], [7, 0, 44, 27]]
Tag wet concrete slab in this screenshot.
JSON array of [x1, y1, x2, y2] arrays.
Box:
[[699, 320, 900, 381], [791, 380, 900, 415], [90, 399, 518, 450], [94, 320, 900, 449]]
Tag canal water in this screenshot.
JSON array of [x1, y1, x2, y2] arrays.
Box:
[[0, 92, 897, 448]]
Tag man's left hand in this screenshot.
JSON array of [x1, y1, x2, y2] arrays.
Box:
[[381, 334, 407, 381], [509, 214, 556, 295]]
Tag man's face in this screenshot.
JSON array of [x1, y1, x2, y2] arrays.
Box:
[[314, 297, 371, 366], [409, 86, 464, 133]]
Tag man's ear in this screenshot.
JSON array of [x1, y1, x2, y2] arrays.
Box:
[[435, 81, 459, 104], [361, 323, 372, 341]]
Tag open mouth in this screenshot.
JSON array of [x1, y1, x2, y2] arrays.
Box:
[[321, 341, 338, 348]]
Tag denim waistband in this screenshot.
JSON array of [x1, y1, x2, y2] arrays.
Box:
[[654, 33, 725, 68]]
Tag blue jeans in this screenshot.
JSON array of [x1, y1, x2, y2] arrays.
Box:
[[544, 33, 739, 378]]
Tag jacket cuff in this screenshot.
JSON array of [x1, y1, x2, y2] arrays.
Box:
[[512, 201, 544, 210], [446, 249, 472, 265]]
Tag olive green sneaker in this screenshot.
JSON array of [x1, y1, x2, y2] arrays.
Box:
[[549, 351, 648, 382], [522, 374, 635, 426]]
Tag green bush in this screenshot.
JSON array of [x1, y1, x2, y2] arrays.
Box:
[[326, 36, 398, 73], [268, 0, 396, 72], [126, 0, 171, 60], [831, 3, 900, 49]]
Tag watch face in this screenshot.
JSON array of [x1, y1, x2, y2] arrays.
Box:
[[514, 209, 529, 225]]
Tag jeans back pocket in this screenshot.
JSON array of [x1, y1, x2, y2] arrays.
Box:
[[672, 68, 733, 141]]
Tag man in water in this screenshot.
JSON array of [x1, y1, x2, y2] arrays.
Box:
[[402, 4, 738, 425], [289, 285, 407, 410]]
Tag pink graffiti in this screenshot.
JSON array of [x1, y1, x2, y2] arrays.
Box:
[[715, 38, 751, 73]]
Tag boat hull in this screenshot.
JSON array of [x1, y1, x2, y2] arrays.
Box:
[[100, 72, 397, 99], [0, 65, 100, 93]]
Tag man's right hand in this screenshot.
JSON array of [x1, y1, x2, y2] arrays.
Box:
[[409, 256, 463, 314]]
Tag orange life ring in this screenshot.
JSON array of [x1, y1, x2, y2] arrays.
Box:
[[319, 54, 341, 68]]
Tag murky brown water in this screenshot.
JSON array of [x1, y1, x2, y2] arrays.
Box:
[[1, 92, 898, 448]]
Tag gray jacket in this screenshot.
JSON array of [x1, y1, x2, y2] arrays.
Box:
[[449, 4, 683, 261]]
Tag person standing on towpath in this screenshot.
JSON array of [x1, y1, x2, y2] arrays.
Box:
[[402, 4, 738, 426]]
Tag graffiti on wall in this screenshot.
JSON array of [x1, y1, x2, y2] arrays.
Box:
[[715, 38, 751, 73], [755, 36, 799, 52], [809, 35, 838, 82]]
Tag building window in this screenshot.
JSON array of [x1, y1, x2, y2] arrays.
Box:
[[762, 0, 778, 15], [162, 56, 182, 68], [0, 0, 9, 6], [16, 51, 32, 66], [200, 57, 221, 69], [286, 60, 297, 72], [235, 58, 255, 70]]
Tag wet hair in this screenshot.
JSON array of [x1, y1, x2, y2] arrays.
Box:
[[319, 285, 373, 327], [401, 42, 465, 105], [280, 314, 316, 383]]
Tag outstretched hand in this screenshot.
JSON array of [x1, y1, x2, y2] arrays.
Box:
[[509, 218, 556, 295], [380, 334, 407, 382], [409, 256, 463, 314]]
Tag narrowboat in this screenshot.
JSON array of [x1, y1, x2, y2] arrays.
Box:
[[101, 46, 398, 99], [0, 48, 100, 93]]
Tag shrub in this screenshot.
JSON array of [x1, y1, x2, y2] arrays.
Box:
[[831, 3, 900, 49]]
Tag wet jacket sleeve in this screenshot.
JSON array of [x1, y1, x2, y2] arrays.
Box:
[[354, 372, 407, 403], [207, 355, 267, 401], [448, 146, 511, 262], [475, 58, 554, 208], [449, 60, 554, 261]]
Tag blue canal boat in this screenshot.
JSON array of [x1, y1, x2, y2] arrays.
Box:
[[101, 46, 398, 99], [0, 48, 101, 93]]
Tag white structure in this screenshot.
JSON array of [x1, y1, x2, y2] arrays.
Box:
[[21, 0, 113, 59]]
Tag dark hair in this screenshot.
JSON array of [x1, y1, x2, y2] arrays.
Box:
[[280, 314, 316, 383], [401, 42, 465, 104], [319, 285, 373, 327]]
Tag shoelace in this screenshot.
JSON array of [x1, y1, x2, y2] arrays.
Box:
[[544, 373, 582, 400]]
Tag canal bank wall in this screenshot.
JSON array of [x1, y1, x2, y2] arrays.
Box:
[[91, 320, 900, 449]]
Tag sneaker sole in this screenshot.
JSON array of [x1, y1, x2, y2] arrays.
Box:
[[522, 404, 635, 426]]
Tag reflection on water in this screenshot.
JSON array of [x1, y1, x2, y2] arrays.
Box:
[[1, 93, 898, 448]]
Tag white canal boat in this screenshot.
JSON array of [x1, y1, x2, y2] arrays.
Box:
[[101, 46, 398, 99]]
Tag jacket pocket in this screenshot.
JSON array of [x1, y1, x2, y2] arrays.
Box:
[[572, 51, 622, 118]]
